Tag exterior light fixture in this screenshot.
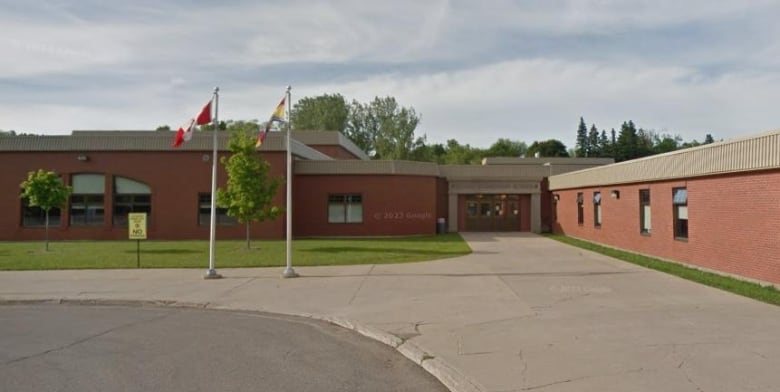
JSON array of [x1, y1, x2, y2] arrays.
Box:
[[76, 154, 89, 162], [611, 190, 620, 199]]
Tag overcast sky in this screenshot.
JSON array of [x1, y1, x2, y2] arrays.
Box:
[[2, 0, 780, 149]]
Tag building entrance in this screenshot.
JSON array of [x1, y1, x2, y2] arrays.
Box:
[[464, 194, 521, 231]]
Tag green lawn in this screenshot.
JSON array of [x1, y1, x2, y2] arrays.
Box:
[[0, 233, 471, 270], [546, 234, 780, 306]]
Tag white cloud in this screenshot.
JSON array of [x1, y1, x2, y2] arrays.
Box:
[[2, 0, 780, 152]]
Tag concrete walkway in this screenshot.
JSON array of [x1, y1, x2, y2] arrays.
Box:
[[2, 233, 780, 392]]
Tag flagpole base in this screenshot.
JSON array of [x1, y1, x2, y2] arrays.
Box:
[[203, 269, 222, 280], [282, 267, 299, 279]]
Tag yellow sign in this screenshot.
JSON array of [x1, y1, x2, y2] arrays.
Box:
[[128, 213, 147, 240]]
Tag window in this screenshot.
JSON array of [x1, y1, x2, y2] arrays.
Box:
[[70, 174, 105, 226], [593, 192, 602, 227], [673, 188, 688, 239], [113, 177, 151, 227], [199, 193, 237, 225], [21, 198, 61, 227], [467, 202, 478, 217], [328, 194, 363, 223], [639, 189, 651, 234], [576, 193, 584, 225]]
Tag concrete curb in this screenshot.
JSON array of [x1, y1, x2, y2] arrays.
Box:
[[1, 298, 484, 392]]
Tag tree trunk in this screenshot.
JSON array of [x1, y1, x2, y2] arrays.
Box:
[[246, 222, 250, 249], [44, 210, 50, 252]]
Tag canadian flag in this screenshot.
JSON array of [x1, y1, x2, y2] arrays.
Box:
[[172, 118, 196, 148], [172, 100, 212, 148]]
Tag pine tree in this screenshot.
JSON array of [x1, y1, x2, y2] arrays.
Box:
[[588, 124, 600, 157], [615, 121, 639, 162], [575, 117, 588, 157], [598, 130, 610, 158]]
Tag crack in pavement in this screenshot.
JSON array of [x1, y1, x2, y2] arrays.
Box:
[[2, 310, 178, 366], [348, 265, 376, 305], [521, 367, 646, 391]]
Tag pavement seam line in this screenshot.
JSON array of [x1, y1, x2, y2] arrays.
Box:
[[2, 307, 176, 366], [348, 264, 375, 305], [1, 299, 484, 392]]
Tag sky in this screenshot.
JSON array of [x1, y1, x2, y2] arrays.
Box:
[[2, 0, 780, 149]]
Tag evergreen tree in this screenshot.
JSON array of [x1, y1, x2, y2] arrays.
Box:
[[704, 134, 715, 144], [598, 130, 610, 158], [575, 117, 588, 157], [615, 121, 639, 162], [588, 124, 600, 157]]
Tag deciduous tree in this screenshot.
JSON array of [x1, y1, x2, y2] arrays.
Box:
[[20, 169, 71, 251], [217, 122, 283, 249]]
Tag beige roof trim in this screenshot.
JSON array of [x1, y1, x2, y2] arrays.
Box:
[[482, 157, 614, 166], [550, 128, 780, 190], [0, 131, 332, 160], [295, 160, 440, 176]]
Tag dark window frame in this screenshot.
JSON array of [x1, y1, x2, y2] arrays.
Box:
[[593, 192, 602, 228], [639, 189, 651, 235], [198, 193, 237, 226], [673, 187, 688, 240], [69, 194, 105, 227], [113, 176, 152, 227], [21, 197, 62, 228], [576, 192, 584, 225], [113, 194, 152, 227], [328, 194, 363, 224]]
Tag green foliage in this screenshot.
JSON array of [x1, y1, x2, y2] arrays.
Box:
[[0, 234, 471, 270], [292, 93, 423, 160], [19, 169, 72, 251], [575, 117, 588, 157], [587, 124, 600, 157], [217, 123, 282, 248], [652, 133, 682, 154], [441, 139, 483, 164], [155, 125, 171, 131], [526, 139, 570, 157], [291, 93, 349, 132], [365, 96, 424, 160], [546, 234, 780, 307], [485, 138, 528, 158], [199, 121, 228, 131], [576, 118, 717, 162]]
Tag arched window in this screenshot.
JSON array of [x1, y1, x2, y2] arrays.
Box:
[[113, 176, 151, 227], [70, 174, 105, 226]]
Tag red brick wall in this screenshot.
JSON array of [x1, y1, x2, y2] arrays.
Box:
[[0, 151, 287, 241], [293, 174, 439, 237], [553, 169, 780, 284]]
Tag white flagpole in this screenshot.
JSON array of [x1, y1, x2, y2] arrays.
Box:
[[205, 86, 222, 279], [282, 85, 298, 278]]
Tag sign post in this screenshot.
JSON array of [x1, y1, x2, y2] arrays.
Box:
[[128, 213, 147, 268]]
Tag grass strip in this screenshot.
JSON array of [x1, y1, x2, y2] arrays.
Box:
[[545, 234, 780, 306], [0, 233, 471, 271]]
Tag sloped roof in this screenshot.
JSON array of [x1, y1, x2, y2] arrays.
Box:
[[0, 130, 332, 161], [549, 128, 780, 190]]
